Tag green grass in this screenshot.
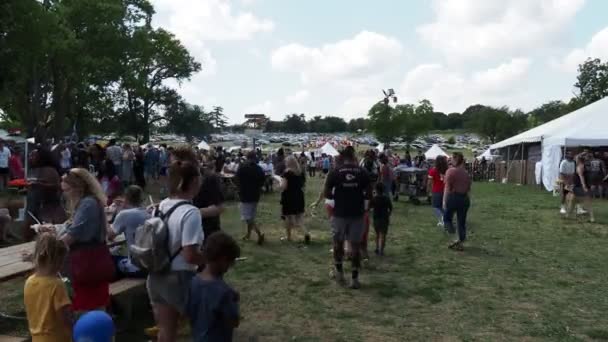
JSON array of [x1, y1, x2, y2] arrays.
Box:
[[2, 178, 608, 341]]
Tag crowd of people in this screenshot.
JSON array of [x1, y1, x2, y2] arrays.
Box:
[[9, 138, 478, 341], [558, 149, 608, 222]]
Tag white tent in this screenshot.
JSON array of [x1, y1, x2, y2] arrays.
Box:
[[424, 144, 448, 160], [476, 148, 499, 161], [197, 140, 211, 150], [319, 142, 339, 156], [491, 97, 608, 191], [377, 143, 385, 153]]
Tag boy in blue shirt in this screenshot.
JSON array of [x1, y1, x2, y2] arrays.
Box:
[[187, 232, 240, 341]]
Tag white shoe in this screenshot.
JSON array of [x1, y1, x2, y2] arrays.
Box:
[[437, 221, 444, 228], [560, 207, 566, 214], [577, 208, 588, 215]]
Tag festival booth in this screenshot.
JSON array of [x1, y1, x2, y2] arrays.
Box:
[[424, 144, 448, 160], [491, 96, 608, 191], [476, 148, 500, 161], [197, 140, 211, 150], [318, 142, 340, 157]]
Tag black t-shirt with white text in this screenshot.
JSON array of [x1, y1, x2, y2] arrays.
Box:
[[325, 164, 370, 218]]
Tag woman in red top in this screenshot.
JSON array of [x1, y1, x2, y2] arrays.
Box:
[[443, 152, 472, 251], [428, 155, 448, 227], [8, 148, 24, 180]]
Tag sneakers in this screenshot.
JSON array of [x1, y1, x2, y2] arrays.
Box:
[[576, 205, 587, 215], [304, 234, 311, 245], [437, 221, 445, 228], [257, 233, 265, 245], [349, 278, 361, 289], [560, 206, 566, 214]]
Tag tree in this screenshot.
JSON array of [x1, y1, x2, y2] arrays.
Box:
[[526, 100, 570, 127], [446, 112, 463, 129], [209, 106, 228, 132], [283, 113, 307, 133], [164, 100, 212, 141], [367, 102, 403, 144], [575, 58, 608, 105], [465, 105, 527, 143], [323, 116, 347, 132], [118, 24, 201, 142], [397, 99, 434, 144], [348, 118, 369, 132]]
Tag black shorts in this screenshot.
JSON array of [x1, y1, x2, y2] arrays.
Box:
[[322, 168, 329, 174], [0, 168, 8, 175], [373, 218, 389, 234]]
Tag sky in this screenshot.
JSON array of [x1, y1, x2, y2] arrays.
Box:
[[150, 0, 608, 124]]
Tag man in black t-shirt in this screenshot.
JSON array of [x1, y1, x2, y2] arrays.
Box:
[[236, 151, 266, 245], [324, 146, 372, 289], [193, 164, 225, 244]]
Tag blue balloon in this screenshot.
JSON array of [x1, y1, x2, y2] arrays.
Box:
[[73, 310, 115, 342]]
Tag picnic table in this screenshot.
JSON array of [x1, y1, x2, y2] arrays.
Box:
[[0, 235, 125, 282]]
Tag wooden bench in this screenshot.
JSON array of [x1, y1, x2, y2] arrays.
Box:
[[0, 335, 26, 342], [110, 278, 146, 296], [109, 277, 147, 323]]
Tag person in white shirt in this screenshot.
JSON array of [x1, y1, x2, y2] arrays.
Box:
[[60, 144, 72, 174], [559, 150, 577, 214], [147, 157, 204, 342], [0, 140, 11, 191]]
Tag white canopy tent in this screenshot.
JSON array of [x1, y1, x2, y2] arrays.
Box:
[[491, 96, 608, 191], [319, 142, 339, 156], [376, 143, 385, 153], [197, 140, 211, 150], [476, 148, 500, 161], [424, 144, 448, 160]]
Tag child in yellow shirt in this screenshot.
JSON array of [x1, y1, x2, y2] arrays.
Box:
[[24, 232, 73, 342]]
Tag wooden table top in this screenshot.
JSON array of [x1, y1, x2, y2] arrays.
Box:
[[0, 235, 125, 282]]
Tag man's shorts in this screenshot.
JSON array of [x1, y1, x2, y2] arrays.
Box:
[[331, 216, 365, 243], [147, 271, 194, 314], [240, 202, 258, 221]]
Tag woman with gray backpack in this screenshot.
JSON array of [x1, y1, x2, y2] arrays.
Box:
[[142, 158, 205, 342]]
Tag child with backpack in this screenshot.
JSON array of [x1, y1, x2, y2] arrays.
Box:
[[371, 182, 393, 256], [24, 233, 73, 342], [187, 231, 241, 341]]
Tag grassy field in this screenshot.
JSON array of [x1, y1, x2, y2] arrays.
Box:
[[2, 176, 608, 341]]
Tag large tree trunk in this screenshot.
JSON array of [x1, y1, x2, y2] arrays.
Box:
[[51, 64, 68, 140], [142, 98, 150, 143]]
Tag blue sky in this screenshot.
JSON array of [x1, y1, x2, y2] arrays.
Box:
[[151, 0, 608, 124]]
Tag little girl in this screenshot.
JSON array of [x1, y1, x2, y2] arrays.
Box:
[[24, 232, 73, 342]]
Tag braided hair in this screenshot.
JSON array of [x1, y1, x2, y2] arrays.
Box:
[[33, 233, 67, 272]]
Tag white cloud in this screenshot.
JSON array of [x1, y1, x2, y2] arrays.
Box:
[[285, 90, 310, 104], [399, 58, 532, 113], [153, 0, 274, 41], [151, 0, 273, 77], [271, 31, 403, 84], [241, 0, 256, 6], [554, 26, 608, 73], [418, 0, 585, 61], [472, 58, 531, 92], [339, 96, 379, 120]]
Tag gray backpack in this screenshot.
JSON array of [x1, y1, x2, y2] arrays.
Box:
[[130, 201, 190, 273]]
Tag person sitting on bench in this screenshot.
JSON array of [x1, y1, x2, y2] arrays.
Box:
[[108, 185, 150, 278]]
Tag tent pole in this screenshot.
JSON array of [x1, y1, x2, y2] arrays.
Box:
[[506, 146, 510, 182], [520, 143, 524, 184]]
